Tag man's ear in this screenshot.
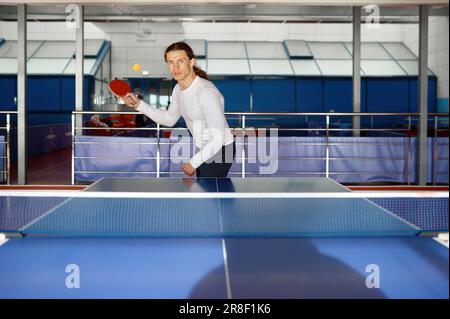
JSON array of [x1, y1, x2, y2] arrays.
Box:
[[190, 58, 196, 68]]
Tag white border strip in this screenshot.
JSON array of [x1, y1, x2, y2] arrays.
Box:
[[221, 239, 233, 299], [0, 191, 448, 199], [216, 178, 233, 299], [433, 233, 449, 248], [0, 233, 8, 247]]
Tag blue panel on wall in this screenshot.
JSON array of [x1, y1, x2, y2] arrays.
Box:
[[0, 76, 16, 110], [295, 78, 323, 112], [85, 77, 95, 109], [212, 79, 251, 112], [252, 79, 295, 112], [61, 77, 75, 111], [27, 77, 61, 111], [28, 113, 72, 125], [61, 76, 94, 111], [361, 78, 367, 113], [360, 78, 373, 128], [429, 77, 437, 112], [127, 78, 163, 102], [323, 78, 352, 113], [366, 78, 410, 113], [409, 77, 438, 112], [129, 78, 150, 95]]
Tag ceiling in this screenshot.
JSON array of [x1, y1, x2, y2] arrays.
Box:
[[0, 4, 448, 23]]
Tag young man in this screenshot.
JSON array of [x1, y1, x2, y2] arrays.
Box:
[[124, 42, 235, 177]]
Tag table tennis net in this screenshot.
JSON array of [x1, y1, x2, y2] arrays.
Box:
[[0, 191, 447, 237]]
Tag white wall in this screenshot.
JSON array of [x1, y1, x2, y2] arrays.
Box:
[[103, 22, 405, 78], [429, 16, 448, 101], [403, 16, 449, 101], [0, 21, 423, 79], [0, 21, 106, 40]]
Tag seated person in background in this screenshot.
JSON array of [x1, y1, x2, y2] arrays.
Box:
[[88, 114, 112, 136]]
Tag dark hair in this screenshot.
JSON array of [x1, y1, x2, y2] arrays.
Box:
[[164, 41, 209, 80]]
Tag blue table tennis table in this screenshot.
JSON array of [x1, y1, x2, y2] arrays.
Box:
[[0, 177, 448, 299]]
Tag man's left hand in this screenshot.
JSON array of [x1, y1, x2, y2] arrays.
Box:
[[182, 163, 196, 176]]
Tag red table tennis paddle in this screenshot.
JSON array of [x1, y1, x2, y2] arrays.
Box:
[[109, 79, 131, 97]]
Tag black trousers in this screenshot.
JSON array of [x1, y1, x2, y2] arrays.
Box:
[[196, 142, 236, 178]]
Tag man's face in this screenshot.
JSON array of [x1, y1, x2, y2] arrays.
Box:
[[166, 50, 195, 82]]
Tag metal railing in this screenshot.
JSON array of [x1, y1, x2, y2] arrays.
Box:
[[0, 111, 17, 185], [432, 113, 449, 185], [72, 111, 449, 185]]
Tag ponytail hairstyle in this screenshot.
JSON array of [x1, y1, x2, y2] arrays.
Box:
[[164, 41, 209, 80]]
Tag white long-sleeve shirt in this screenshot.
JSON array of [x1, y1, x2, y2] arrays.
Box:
[[136, 76, 234, 168]]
